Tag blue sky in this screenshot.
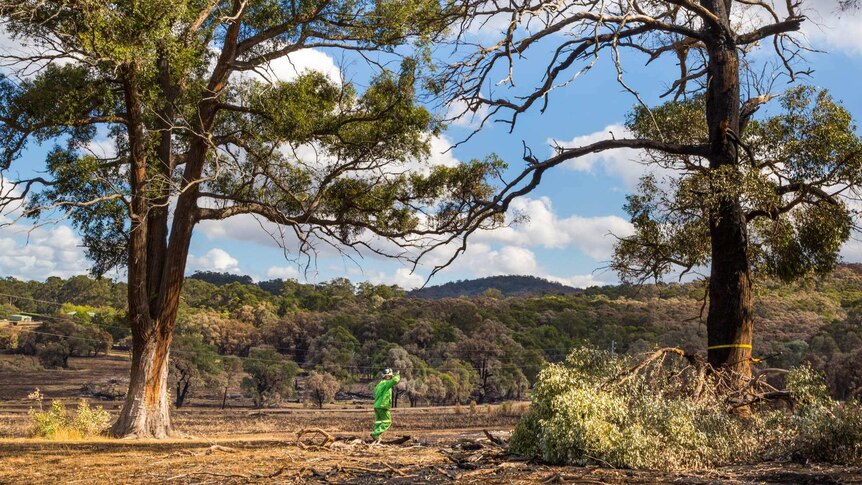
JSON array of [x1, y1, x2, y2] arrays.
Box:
[[1, 4, 861, 288]]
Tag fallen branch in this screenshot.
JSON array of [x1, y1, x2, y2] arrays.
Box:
[[483, 429, 505, 446], [728, 390, 792, 409], [205, 444, 237, 454], [611, 347, 699, 388], [383, 462, 409, 477], [296, 428, 334, 449], [257, 466, 289, 479]]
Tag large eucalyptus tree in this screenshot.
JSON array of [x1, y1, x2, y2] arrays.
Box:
[[442, 0, 862, 378], [0, 0, 502, 437]]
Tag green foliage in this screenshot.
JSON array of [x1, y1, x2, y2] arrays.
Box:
[[1, 0, 502, 282], [511, 347, 763, 469], [0, 303, 18, 319], [17, 318, 112, 368], [242, 346, 299, 408], [169, 335, 224, 408], [307, 326, 360, 380], [781, 365, 862, 464], [615, 87, 862, 285], [37, 341, 72, 369], [5, 266, 862, 403], [512, 348, 862, 470], [28, 390, 110, 440]]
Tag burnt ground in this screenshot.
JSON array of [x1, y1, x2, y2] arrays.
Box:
[[1, 354, 861, 484]]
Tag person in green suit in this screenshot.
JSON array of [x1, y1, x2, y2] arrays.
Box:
[[371, 368, 400, 443]]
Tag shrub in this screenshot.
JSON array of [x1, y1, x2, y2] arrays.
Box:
[[70, 401, 112, 437], [781, 365, 862, 465], [303, 371, 340, 409], [242, 346, 299, 408], [28, 390, 111, 439], [37, 341, 72, 368], [0, 328, 18, 351]]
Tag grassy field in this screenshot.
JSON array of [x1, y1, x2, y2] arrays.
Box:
[[1, 354, 861, 484]]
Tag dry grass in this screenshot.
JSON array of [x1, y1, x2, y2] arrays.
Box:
[[1, 354, 861, 483]]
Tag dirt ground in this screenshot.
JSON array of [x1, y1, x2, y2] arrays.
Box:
[[1, 354, 862, 484]]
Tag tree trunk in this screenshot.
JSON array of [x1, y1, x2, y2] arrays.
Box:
[[176, 378, 190, 408], [110, 330, 174, 438], [110, 9, 242, 438], [707, 203, 753, 375], [702, 0, 753, 377]]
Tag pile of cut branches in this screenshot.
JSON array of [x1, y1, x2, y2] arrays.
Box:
[[510, 346, 862, 470]]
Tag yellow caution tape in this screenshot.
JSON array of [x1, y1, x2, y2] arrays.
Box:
[[707, 344, 753, 350]]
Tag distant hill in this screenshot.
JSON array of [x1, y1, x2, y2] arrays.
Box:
[[187, 271, 253, 286], [408, 275, 582, 299]]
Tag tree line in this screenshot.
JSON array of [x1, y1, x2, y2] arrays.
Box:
[[3, 266, 862, 405]]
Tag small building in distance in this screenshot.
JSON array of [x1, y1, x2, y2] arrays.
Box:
[[0, 315, 40, 328]]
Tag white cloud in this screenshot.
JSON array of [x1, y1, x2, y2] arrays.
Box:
[[0, 224, 90, 280], [84, 138, 118, 159], [426, 242, 539, 277], [428, 134, 460, 168], [199, 214, 290, 248], [368, 267, 426, 290], [418, 239, 611, 289], [842, 237, 862, 262], [545, 273, 607, 289], [801, 1, 862, 56], [0, 27, 77, 78], [446, 98, 491, 128], [550, 124, 657, 189], [265, 265, 301, 280], [243, 49, 342, 85], [389, 134, 462, 176], [187, 248, 241, 273], [475, 196, 633, 260], [0, 180, 90, 280]]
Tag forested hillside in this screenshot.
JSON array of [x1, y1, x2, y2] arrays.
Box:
[[408, 275, 582, 298], [2, 265, 861, 403]]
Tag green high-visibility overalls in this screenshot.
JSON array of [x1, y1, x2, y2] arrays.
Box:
[[371, 374, 400, 439]]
